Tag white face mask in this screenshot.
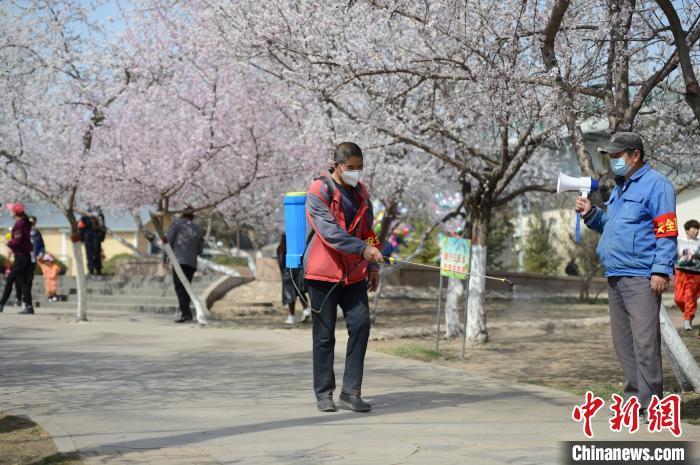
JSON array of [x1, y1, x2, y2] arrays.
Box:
[[341, 169, 361, 187]]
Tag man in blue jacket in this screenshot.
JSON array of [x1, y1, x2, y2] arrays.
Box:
[[576, 132, 677, 416]]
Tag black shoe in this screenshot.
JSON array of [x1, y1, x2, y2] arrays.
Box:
[[316, 397, 337, 412], [14, 300, 21, 307], [175, 316, 193, 323], [0, 305, 3, 313], [338, 393, 371, 413], [639, 408, 649, 424], [19, 307, 35, 315]]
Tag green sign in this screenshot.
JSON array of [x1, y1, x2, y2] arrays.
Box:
[[440, 236, 471, 280]]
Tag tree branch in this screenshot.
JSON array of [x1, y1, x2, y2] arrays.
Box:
[[655, 0, 700, 123], [494, 185, 556, 206]]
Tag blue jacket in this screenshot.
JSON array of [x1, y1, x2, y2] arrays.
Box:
[[31, 229, 45, 263], [583, 163, 678, 277]]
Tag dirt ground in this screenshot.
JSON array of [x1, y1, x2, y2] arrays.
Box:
[[0, 413, 81, 465], [211, 280, 612, 328], [211, 280, 700, 422]]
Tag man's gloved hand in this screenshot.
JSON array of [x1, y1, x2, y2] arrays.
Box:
[[362, 245, 383, 264], [650, 274, 669, 295]]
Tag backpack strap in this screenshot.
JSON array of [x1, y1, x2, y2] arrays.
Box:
[[303, 176, 336, 258], [316, 175, 334, 202]]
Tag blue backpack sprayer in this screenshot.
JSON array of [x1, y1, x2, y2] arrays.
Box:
[[283, 190, 365, 315]]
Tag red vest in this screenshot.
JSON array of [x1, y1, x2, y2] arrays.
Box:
[[304, 177, 373, 285]]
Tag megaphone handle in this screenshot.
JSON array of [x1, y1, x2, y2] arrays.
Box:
[[576, 212, 581, 243], [575, 190, 589, 244]]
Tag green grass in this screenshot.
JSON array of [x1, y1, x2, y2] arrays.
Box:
[[213, 255, 249, 267], [378, 343, 445, 362], [101, 253, 136, 275]]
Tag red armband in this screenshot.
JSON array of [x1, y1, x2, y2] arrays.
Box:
[[364, 230, 380, 247], [653, 212, 679, 238]]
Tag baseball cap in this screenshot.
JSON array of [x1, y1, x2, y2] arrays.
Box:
[[5, 203, 25, 215], [597, 132, 644, 154]]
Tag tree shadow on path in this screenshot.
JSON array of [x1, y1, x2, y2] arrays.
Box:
[[81, 388, 552, 455]]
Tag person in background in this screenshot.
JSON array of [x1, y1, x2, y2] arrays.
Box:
[[15, 215, 45, 306], [0, 203, 35, 314], [276, 233, 310, 325], [166, 206, 204, 323], [37, 253, 61, 301], [674, 219, 700, 331], [79, 208, 106, 275]]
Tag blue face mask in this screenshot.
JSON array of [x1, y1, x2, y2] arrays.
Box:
[[609, 154, 630, 176]]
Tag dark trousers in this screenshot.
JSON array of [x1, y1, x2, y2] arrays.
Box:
[[173, 265, 196, 318], [15, 262, 35, 303], [607, 276, 663, 410], [2, 254, 33, 308], [308, 279, 370, 400], [84, 233, 102, 274]]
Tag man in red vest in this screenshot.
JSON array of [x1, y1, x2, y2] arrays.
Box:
[[304, 142, 383, 413]]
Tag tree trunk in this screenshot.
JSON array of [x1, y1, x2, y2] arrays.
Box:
[[466, 215, 490, 346], [64, 212, 88, 322], [71, 239, 88, 321], [376, 199, 398, 247], [107, 228, 144, 257], [443, 276, 464, 338]]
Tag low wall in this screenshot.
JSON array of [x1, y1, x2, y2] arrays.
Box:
[[116, 258, 167, 277], [201, 275, 254, 310], [384, 265, 607, 295], [251, 258, 607, 295]]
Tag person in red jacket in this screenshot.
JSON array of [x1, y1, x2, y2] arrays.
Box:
[[304, 142, 383, 413], [0, 203, 34, 314]]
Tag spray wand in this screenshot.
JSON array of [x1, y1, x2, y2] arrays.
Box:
[[382, 256, 515, 288]]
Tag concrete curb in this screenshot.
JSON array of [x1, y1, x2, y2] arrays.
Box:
[[201, 276, 255, 311]]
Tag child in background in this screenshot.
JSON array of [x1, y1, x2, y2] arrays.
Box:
[[37, 253, 61, 302], [675, 219, 700, 331]]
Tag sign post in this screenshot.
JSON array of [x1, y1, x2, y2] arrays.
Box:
[[435, 236, 472, 354], [435, 273, 443, 352]]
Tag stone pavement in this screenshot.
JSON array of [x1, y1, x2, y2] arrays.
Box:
[[1, 309, 698, 465]]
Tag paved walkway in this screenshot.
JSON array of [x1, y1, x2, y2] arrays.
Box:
[[1, 309, 698, 465]]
